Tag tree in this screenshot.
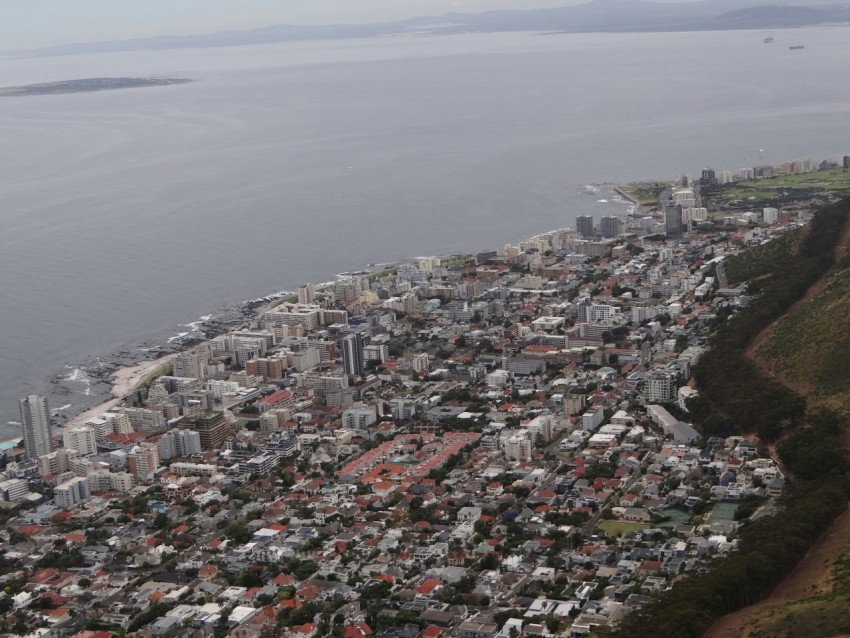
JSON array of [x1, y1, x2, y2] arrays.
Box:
[[293, 560, 318, 581], [225, 522, 251, 544], [236, 567, 264, 588]]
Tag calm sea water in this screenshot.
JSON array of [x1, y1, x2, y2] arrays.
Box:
[[1, 27, 849, 434]]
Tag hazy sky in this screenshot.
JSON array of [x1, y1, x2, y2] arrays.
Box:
[[1, 0, 590, 50]]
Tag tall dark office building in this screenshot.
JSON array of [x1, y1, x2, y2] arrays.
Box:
[[188, 412, 230, 450], [600, 216, 620, 238], [341, 333, 365, 376], [576, 215, 594, 238]]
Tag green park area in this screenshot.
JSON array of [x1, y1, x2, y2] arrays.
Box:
[[599, 520, 650, 538], [619, 182, 666, 207], [705, 502, 738, 525], [710, 167, 850, 203]]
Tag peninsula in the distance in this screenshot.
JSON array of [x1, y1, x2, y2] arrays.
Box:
[[0, 76, 193, 97], [8, 0, 850, 58]]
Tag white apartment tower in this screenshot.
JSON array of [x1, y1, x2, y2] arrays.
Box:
[[55, 476, 91, 510], [645, 371, 678, 404], [412, 352, 430, 374], [297, 283, 316, 305], [763, 207, 779, 225], [172, 350, 207, 380], [20, 395, 53, 460], [62, 426, 98, 457], [503, 432, 533, 462], [342, 404, 378, 429], [158, 429, 202, 461]]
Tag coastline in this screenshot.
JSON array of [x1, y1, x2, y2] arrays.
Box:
[[1, 353, 178, 446], [8, 185, 633, 439], [61, 352, 178, 429], [614, 185, 641, 216], [44, 260, 430, 432]]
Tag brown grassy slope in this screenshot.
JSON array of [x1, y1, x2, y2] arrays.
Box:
[[751, 215, 850, 412], [703, 507, 850, 638], [703, 213, 850, 637]]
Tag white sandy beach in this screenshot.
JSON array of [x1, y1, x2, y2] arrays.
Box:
[[64, 353, 176, 428]]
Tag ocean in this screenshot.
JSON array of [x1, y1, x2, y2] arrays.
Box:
[[1, 27, 849, 436]]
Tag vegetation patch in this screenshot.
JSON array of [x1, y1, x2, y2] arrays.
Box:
[[723, 229, 800, 286], [599, 521, 650, 538], [757, 263, 850, 411], [703, 168, 850, 208], [689, 198, 850, 441], [618, 182, 666, 206], [607, 198, 850, 638]]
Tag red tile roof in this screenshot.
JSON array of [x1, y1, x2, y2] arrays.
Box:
[[415, 578, 441, 595]]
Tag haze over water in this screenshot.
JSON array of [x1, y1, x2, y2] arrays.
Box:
[[1, 26, 849, 434]]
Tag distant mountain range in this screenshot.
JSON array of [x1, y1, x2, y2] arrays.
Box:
[[12, 0, 850, 57]]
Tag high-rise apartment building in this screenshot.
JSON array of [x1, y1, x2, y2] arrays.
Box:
[[762, 207, 779, 225], [576, 215, 594, 239], [172, 350, 207, 380], [62, 426, 98, 457], [600, 216, 620, 238], [334, 276, 363, 303], [264, 305, 322, 332], [116, 407, 166, 433], [645, 371, 679, 404], [128, 443, 160, 483], [55, 476, 91, 510], [188, 412, 230, 450], [297, 283, 316, 305], [503, 432, 533, 462], [412, 352, 430, 374], [245, 357, 284, 379], [341, 333, 365, 376], [158, 429, 202, 460], [342, 404, 378, 429], [36, 449, 71, 478], [363, 344, 389, 364], [20, 395, 53, 460]]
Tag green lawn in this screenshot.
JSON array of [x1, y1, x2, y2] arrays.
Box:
[[599, 520, 650, 537], [619, 182, 666, 206], [705, 502, 738, 524], [719, 168, 850, 201]]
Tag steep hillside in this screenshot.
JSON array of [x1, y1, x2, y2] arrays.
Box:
[[756, 262, 850, 412], [723, 229, 801, 287], [744, 202, 850, 413], [608, 198, 850, 638], [697, 199, 850, 636], [687, 200, 850, 442], [704, 507, 850, 637]]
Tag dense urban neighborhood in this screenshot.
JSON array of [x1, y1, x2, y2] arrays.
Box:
[[2, 156, 849, 638]]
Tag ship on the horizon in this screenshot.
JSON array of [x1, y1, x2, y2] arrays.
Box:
[[789, 45, 805, 50], [764, 36, 774, 43]]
